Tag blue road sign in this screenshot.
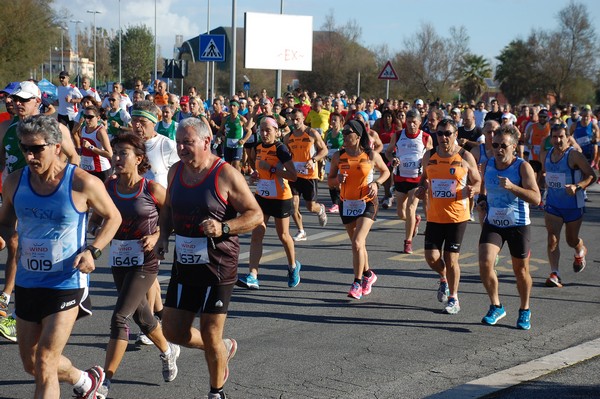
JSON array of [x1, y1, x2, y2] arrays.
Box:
[[199, 34, 226, 62], [243, 82, 250, 91]]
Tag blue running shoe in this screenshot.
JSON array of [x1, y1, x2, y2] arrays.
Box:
[[237, 274, 259, 289], [437, 280, 449, 303], [517, 309, 531, 330], [288, 261, 301, 288], [481, 304, 506, 325]]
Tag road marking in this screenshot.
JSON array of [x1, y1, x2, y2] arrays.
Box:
[[427, 337, 600, 399]]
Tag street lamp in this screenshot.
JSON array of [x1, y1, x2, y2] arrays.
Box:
[[60, 26, 68, 72], [87, 10, 101, 90], [70, 19, 83, 86], [118, 0, 122, 84]]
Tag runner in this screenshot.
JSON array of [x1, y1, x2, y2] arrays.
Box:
[[328, 119, 390, 299], [0, 115, 121, 398], [217, 99, 252, 171], [324, 112, 345, 213], [155, 117, 262, 399], [89, 133, 179, 399], [237, 116, 300, 289], [415, 118, 481, 314], [543, 124, 596, 288], [477, 125, 541, 330], [284, 108, 328, 241], [385, 109, 432, 254], [79, 106, 113, 182]]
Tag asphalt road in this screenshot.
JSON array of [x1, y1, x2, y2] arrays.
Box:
[[1, 180, 599, 399]]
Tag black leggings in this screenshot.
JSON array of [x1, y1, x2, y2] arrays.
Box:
[[110, 267, 159, 340]]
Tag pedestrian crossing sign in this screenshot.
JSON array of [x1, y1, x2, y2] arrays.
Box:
[[199, 34, 226, 62], [378, 61, 399, 80]]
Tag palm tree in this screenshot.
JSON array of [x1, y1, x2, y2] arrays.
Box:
[[459, 54, 492, 102]]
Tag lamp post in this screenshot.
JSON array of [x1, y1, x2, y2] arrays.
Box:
[[70, 19, 83, 86], [60, 26, 68, 72], [118, 0, 122, 84], [87, 10, 101, 90]]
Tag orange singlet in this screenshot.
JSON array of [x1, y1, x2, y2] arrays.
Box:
[[530, 123, 550, 161], [338, 150, 374, 201], [287, 130, 318, 179], [425, 150, 470, 223], [254, 142, 292, 200]]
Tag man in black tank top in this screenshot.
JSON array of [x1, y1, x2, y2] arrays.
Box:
[[155, 117, 262, 399]]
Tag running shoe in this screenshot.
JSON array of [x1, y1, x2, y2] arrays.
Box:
[[160, 342, 180, 382], [413, 214, 422, 238], [73, 365, 105, 399], [545, 272, 563, 288], [288, 261, 301, 288], [237, 274, 260, 290], [403, 239, 413, 254], [361, 271, 378, 296], [136, 332, 153, 345], [437, 280, 449, 303], [318, 204, 328, 227], [223, 338, 238, 384], [481, 304, 506, 325], [516, 309, 531, 330], [96, 379, 110, 399], [328, 204, 339, 213], [444, 297, 460, 314], [573, 246, 587, 273], [381, 197, 392, 209], [293, 230, 307, 241], [0, 315, 17, 342], [0, 292, 8, 318], [208, 391, 228, 399], [347, 282, 363, 299]]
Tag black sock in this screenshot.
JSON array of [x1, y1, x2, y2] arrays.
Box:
[[210, 386, 224, 394], [154, 309, 163, 321], [363, 270, 373, 278], [494, 304, 502, 309], [354, 278, 362, 284]]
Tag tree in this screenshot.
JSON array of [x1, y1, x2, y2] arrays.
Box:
[[393, 24, 469, 101], [109, 25, 154, 88], [459, 54, 492, 102], [495, 39, 541, 104], [0, 0, 61, 83]]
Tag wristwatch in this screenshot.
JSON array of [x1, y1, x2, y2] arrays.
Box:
[[85, 245, 102, 260], [221, 222, 231, 235]]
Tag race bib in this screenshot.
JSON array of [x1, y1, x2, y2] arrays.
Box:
[[342, 199, 366, 217], [226, 138, 240, 148], [21, 237, 63, 272], [488, 207, 516, 227], [294, 161, 308, 176], [256, 178, 277, 198], [80, 156, 94, 171], [533, 145, 541, 155], [576, 135, 591, 146], [545, 172, 566, 190], [109, 239, 144, 267], [398, 154, 420, 178], [175, 235, 210, 265], [431, 179, 457, 199]]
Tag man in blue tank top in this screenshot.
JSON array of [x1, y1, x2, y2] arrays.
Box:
[[0, 115, 121, 398], [477, 125, 540, 330], [155, 118, 262, 399], [543, 124, 596, 288]]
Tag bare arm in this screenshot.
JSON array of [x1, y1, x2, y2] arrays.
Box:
[[566, 150, 597, 195], [154, 163, 178, 259], [59, 124, 81, 166], [462, 150, 481, 198]]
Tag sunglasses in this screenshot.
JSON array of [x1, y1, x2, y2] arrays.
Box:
[[19, 142, 52, 154], [342, 129, 356, 136], [491, 142, 511, 150], [59, 77, 66, 80], [436, 130, 454, 137], [11, 96, 33, 104], [83, 114, 96, 119], [109, 98, 117, 102]]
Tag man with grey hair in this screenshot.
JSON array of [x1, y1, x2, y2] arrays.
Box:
[[155, 117, 262, 399], [0, 114, 121, 397]]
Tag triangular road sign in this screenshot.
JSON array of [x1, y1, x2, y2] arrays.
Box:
[[378, 61, 399, 80], [201, 39, 223, 59]]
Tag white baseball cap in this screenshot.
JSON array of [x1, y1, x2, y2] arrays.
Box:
[[12, 81, 41, 100]]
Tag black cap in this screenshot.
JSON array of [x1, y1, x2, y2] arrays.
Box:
[[59, 71, 69, 78]]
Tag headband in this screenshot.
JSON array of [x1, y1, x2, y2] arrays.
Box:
[[131, 110, 158, 124], [262, 117, 278, 128]]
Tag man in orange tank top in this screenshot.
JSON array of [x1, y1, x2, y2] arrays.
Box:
[[415, 118, 481, 315]]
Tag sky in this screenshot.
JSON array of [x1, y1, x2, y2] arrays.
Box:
[[53, 0, 600, 69]]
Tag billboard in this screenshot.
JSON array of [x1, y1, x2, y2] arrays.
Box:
[[244, 12, 313, 71]]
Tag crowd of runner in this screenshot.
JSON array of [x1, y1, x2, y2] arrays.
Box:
[[0, 74, 596, 398]]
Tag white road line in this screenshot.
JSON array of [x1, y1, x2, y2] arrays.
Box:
[[428, 337, 600, 398]]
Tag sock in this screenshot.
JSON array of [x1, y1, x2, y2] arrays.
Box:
[[552, 270, 560, 277], [354, 278, 362, 284], [288, 264, 295, 271], [73, 370, 92, 393], [363, 269, 373, 278], [154, 309, 163, 321], [440, 277, 447, 283], [210, 386, 224, 394], [494, 303, 503, 309], [162, 344, 172, 356]]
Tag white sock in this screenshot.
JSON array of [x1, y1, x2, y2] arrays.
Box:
[[288, 264, 295, 271], [162, 345, 172, 356], [73, 370, 92, 393]]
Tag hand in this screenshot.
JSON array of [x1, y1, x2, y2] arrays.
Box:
[[368, 182, 379, 198], [140, 231, 159, 252], [565, 184, 578, 196], [414, 186, 426, 200], [337, 172, 348, 184], [65, 95, 71, 103], [392, 158, 400, 167], [202, 218, 222, 238], [305, 159, 316, 170], [73, 250, 96, 274], [498, 176, 513, 191], [154, 239, 169, 260], [111, 120, 120, 128]]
